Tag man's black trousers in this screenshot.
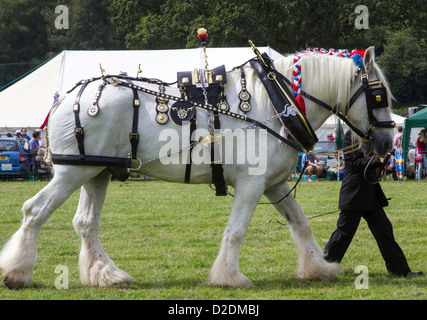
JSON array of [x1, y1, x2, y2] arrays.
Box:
[[323, 201, 411, 276]]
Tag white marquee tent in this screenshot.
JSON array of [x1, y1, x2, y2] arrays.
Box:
[[0, 47, 282, 131]]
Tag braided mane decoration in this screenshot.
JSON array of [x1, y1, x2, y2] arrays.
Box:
[[291, 48, 366, 114], [292, 54, 305, 114]]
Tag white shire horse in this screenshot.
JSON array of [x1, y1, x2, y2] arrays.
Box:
[[0, 47, 394, 288]]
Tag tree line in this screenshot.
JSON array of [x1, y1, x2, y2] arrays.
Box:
[[1, 0, 426, 111]]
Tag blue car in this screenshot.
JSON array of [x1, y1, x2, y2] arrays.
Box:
[[0, 138, 31, 179]]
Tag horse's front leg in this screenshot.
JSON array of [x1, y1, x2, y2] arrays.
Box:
[[264, 181, 340, 281], [73, 169, 134, 287], [208, 180, 264, 287]]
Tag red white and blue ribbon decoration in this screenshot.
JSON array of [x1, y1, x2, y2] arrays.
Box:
[[40, 93, 59, 130], [349, 49, 365, 68], [292, 54, 305, 115], [305, 47, 365, 67]]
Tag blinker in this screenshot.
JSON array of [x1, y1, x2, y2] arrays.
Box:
[[368, 85, 388, 109]]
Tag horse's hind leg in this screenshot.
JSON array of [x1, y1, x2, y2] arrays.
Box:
[[0, 166, 103, 289], [264, 182, 340, 281], [73, 169, 133, 286]]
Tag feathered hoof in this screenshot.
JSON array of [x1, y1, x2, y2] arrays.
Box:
[[81, 262, 134, 287], [297, 261, 341, 281], [207, 271, 254, 288], [2, 274, 31, 290]]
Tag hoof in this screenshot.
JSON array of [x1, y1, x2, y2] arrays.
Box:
[[296, 260, 341, 281], [3, 275, 31, 290], [81, 262, 134, 287], [208, 272, 254, 288]]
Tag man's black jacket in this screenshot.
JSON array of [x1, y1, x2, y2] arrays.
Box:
[[339, 130, 389, 211]]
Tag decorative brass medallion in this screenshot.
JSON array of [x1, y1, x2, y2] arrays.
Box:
[[157, 103, 169, 113], [240, 101, 251, 112], [239, 91, 250, 101], [155, 85, 169, 124], [170, 101, 196, 125], [88, 104, 99, 116], [218, 101, 230, 112], [156, 113, 169, 124]]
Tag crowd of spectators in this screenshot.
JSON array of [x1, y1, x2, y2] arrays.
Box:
[[1, 128, 52, 180]]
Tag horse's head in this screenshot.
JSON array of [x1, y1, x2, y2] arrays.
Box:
[[346, 47, 395, 158]]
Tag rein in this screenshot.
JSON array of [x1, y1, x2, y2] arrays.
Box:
[[222, 159, 309, 204], [363, 149, 393, 184], [268, 209, 341, 227]]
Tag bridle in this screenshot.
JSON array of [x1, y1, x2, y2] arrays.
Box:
[[348, 66, 396, 136]]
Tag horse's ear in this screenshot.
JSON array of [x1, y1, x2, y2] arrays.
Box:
[[363, 46, 375, 72]]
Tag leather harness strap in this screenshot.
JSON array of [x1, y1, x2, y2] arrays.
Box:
[[125, 79, 141, 160], [180, 84, 198, 184], [210, 106, 227, 196], [184, 112, 197, 184], [73, 79, 90, 160], [52, 154, 131, 167]]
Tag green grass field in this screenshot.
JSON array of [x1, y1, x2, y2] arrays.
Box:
[[0, 179, 425, 300]]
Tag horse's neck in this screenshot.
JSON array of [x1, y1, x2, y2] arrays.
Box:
[[304, 100, 336, 132]]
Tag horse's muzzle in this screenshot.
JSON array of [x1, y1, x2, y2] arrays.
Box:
[[374, 137, 394, 158]]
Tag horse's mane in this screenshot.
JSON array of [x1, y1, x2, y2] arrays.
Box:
[[273, 53, 358, 115]]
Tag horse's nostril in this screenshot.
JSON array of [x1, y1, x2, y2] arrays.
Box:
[[384, 141, 392, 152]]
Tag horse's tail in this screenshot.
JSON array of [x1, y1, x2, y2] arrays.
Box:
[[44, 93, 67, 164]]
